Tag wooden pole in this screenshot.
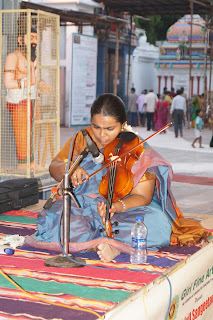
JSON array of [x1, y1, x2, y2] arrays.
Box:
[[203, 18, 208, 96], [188, 0, 193, 129], [105, 27, 109, 92], [0, 11, 2, 173], [113, 25, 120, 95], [209, 31, 213, 108], [126, 14, 132, 107]]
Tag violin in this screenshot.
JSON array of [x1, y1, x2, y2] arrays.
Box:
[[99, 131, 144, 238], [99, 131, 144, 201]]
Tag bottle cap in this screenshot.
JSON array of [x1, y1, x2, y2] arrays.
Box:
[[136, 216, 143, 222], [4, 248, 15, 255]]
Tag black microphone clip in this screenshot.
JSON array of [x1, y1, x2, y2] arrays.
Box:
[[81, 129, 104, 164]]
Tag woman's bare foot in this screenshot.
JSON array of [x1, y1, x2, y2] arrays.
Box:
[[96, 243, 120, 263], [192, 144, 195, 148], [199, 146, 204, 148]]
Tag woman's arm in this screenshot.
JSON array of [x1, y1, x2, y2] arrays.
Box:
[[50, 130, 89, 183], [49, 155, 89, 185], [98, 178, 156, 223], [49, 155, 68, 182]]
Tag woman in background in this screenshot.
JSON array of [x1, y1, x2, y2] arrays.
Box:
[[154, 95, 169, 133]]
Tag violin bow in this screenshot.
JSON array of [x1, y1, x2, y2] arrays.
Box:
[[81, 122, 173, 183]]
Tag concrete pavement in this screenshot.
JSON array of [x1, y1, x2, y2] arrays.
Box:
[[60, 124, 213, 228]]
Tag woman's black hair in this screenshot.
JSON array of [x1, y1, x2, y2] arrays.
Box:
[[91, 93, 127, 124]]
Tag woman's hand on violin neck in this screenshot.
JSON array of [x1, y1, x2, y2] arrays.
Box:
[[97, 202, 107, 223], [71, 167, 89, 187], [97, 201, 117, 224]]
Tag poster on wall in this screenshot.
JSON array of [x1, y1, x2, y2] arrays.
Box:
[[160, 243, 213, 320], [70, 33, 97, 125]]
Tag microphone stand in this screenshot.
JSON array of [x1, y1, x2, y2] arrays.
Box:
[[45, 148, 88, 268]]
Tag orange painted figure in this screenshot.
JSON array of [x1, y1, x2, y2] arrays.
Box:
[[4, 18, 50, 171]]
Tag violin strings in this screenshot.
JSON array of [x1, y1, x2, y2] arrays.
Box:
[[108, 164, 115, 205], [106, 164, 113, 214], [107, 160, 117, 214], [106, 147, 120, 219]]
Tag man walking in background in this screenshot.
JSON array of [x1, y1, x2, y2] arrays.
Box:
[[128, 87, 138, 127], [136, 89, 147, 127], [170, 89, 186, 138], [144, 89, 158, 131]]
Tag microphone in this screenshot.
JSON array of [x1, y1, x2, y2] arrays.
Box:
[[81, 129, 104, 164]]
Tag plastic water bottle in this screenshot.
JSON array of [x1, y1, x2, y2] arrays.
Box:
[[130, 217, 147, 264]]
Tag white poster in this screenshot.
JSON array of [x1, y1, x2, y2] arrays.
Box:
[[71, 33, 97, 125], [104, 242, 213, 320]]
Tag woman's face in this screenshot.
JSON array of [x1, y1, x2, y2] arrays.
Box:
[[91, 114, 122, 149]]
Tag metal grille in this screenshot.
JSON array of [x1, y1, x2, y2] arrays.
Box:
[[0, 9, 60, 178]]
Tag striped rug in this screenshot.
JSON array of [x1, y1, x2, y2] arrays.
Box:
[[0, 210, 209, 320], [172, 174, 213, 186]]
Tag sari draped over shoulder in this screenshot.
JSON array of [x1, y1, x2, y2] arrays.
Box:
[[28, 128, 209, 254]]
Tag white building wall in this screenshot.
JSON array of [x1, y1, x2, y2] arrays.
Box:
[[132, 34, 159, 96], [157, 67, 211, 99], [29, 0, 102, 125]]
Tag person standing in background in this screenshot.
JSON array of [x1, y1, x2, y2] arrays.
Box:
[[181, 87, 187, 126], [128, 87, 138, 127], [170, 89, 186, 138], [136, 89, 147, 127], [161, 87, 167, 100], [144, 89, 158, 131], [165, 91, 173, 106], [191, 95, 201, 128], [4, 15, 50, 172], [171, 87, 176, 98], [181, 87, 187, 101], [192, 109, 204, 148], [164, 90, 173, 120], [154, 95, 169, 133]]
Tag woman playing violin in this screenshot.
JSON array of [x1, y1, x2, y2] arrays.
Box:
[[35, 93, 208, 263]]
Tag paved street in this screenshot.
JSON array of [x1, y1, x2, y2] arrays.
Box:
[[60, 124, 213, 228]]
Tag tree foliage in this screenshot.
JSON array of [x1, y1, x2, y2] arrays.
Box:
[[134, 15, 182, 44]]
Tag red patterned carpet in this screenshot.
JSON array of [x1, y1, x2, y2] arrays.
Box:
[[0, 210, 212, 320], [172, 174, 213, 186]]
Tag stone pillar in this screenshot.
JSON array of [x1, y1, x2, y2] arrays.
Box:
[[197, 76, 200, 95], [158, 75, 161, 94], [170, 76, 174, 89], [191, 76, 194, 97], [164, 75, 168, 88]]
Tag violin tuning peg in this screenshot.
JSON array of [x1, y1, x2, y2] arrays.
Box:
[[113, 221, 119, 227], [114, 230, 119, 234], [99, 228, 104, 233]]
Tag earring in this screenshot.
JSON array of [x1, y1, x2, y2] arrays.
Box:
[[121, 121, 127, 131]]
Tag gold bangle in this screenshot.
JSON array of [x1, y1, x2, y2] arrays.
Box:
[[118, 199, 126, 212], [113, 203, 118, 213]]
